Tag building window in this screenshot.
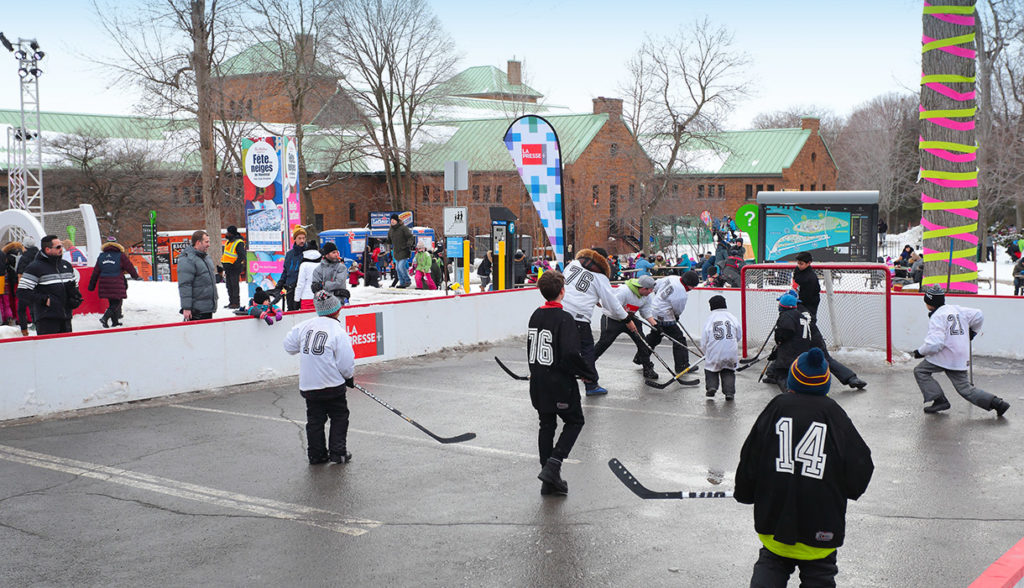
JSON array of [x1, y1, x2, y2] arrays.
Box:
[[745, 184, 753, 200], [629, 184, 636, 202], [496, 185, 503, 203], [610, 143, 618, 156], [822, 184, 827, 191], [698, 185, 705, 199], [800, 184, 805, 191], [592, 185, 599, 206], [672, 184, 678, 199], [246, 100, 253, 117], [756, 184, 764, 198], [315, 214, 324, 233], [718, 185, 725, 199], [767, 184, 775, 192], [349, 202, 356, 221], [422, 185, 430, 203], [811, 184, 816, 191], [472, 185, 480, 202], [483, 186, 491, 202], [811, 152, 817, 163]]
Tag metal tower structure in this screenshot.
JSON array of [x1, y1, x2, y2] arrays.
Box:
[[2, 32, 45, 224]]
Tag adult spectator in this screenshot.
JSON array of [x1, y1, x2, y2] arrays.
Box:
[[87, 237, 140, 328], [877, 218, 888, 247], [311, 242, 350, 303], [512, 249, 529, 286], [1014, 257, 1024, 296], [17, 234, 81, 335], [177, 230, 218, 321], [221, 225, 246, 309], [387, 214, 414, 289], [277, 227, 308, 311], [898, 245, 914, 267], [15, 235, 38, 335], [699, 252, 715, 281], [985, 233, 995, 262], [910, 253, 924, 285]]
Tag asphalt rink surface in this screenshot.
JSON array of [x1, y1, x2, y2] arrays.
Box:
[[2, 336, 1022, 587]]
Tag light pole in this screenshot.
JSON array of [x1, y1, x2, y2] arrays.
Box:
[[2, 32, 45, 227]]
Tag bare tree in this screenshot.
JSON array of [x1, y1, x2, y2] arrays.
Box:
[[95, 0, 241, 263], [750, 106, 844, 148], [620, 18, 750, 252], [831, 93, 920, 224], [46, 131, 181, 238], [331, 0, 459, 211]]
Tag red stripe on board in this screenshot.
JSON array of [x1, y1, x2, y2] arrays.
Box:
[[969, 536, 1024, 588]]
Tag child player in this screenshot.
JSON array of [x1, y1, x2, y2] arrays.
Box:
[[528, 270, 598, 496], [702, 295, 742, 400]]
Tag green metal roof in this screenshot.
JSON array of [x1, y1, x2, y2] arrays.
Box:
[[681, 128, 813, 176], [411, 113, 608, 173], [438, 65, 543, 99], [0, 109, 174, 140], [219, 41, 337, 78], [302, 134, 370, 174]]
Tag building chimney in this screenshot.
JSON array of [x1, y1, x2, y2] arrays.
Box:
[[593, 97, 623, 119], [507, 60, 522, 86], [801, 116, 820, 133]]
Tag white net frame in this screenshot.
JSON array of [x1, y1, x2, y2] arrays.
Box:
[[740, 263, 893, 363]]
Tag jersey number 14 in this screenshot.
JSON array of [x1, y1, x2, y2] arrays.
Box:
[[774, 418, 827, 480]]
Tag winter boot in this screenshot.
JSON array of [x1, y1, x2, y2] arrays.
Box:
[[330, 451, 352, 464], [991, 397, 1010, 417], [924, 395, 952, 413], [99, 310, 111, 329], [642, 363, 658, 380], [275, 310, 283, 321], [632, 353, 645, 366], [538, 457, 568, 494], [847, 376, 868, 390]]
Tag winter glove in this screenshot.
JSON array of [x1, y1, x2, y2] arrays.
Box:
[[345, 377, 355, 389], [311, 281, 324, 293], [912, 349, 924, 359], [767, 349, 778, 362], [969, 330, 977, 340]]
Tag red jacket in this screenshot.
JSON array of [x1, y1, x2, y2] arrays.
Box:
[[88, 243, 139, 299]]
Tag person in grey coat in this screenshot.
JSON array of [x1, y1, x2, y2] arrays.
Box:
[[177, 230, 219, 321], [311, 242, 350, 303]]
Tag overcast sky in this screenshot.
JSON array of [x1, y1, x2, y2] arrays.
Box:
[[1, 0, 923, 129]]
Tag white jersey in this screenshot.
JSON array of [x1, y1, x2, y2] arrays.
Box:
[[283, 315, 356, 391], [649, 276, 689, 321], [702, 309, 742, 372], [561, 259, 627, 323], [917, 304, 982, 371], [603, 282, 653, 320]]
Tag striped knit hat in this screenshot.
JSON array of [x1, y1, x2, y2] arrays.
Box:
[[787, 348, 831, 395]]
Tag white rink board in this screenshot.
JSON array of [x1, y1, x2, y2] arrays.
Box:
[[0, 289, 541, 421], [2, 286, 1022, 421]]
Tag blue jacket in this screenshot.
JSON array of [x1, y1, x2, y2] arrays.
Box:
[[634, 258, 654, 277], [279, 244, 306, 288]]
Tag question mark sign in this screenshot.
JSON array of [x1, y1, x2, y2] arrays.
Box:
[[745, 211, 755, 223]]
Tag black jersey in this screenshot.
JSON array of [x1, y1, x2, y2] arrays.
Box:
[[791, 266, 821, 317], [527, 303, 598, 413], [735, 393, 873, 548], [774, 307, 814, 371]]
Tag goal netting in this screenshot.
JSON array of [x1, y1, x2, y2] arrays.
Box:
[[740, 263, 892, 363]]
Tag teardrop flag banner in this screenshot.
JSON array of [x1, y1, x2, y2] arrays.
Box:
[[503, 116, 566, 269]]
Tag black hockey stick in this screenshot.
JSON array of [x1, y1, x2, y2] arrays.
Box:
[[644, 356, 706, 389], [352, 384, 477, 444], [494, 356, 529, 381], [740, 325, 777, 365], [608, 459, 733, 499], [676, 321, 705, 358], [637, 321, 703, 359], [637, 334, 700, 387]]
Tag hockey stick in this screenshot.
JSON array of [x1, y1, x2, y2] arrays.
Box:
[[637, 321, 703, 359], [740, 325, 777, 364], [608, 458, 733, 500], [352, 384, 477, 444], [637, 335, 700, 387], [676, 321, 705, 358], [756, 348, 775, 383], [494, 356, 530, 381], [644, 356, 706, 389]]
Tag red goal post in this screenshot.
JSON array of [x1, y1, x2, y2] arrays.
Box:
[[740, 263, 893, 363]]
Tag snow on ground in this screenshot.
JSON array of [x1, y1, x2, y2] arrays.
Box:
[[884, 225, 1020, 295]]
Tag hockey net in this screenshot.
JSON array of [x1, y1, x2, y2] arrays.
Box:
[[740, 263, 892, 363]]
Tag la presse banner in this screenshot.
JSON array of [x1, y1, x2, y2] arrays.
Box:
[[503, 116, 566, 268]]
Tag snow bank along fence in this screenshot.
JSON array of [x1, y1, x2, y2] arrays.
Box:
[[2, 286, 1022, 421]]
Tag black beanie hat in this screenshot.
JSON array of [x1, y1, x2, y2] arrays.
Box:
[[682, 270, 700, 288], [592, 247, 609, 258], [253, 287, 269, 304], [923, 285, 945, 307], [227, 225, 239, 236], [321, 241, 338, 255], [709, 295, 727, 310], [390, 213, 400, 222]]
